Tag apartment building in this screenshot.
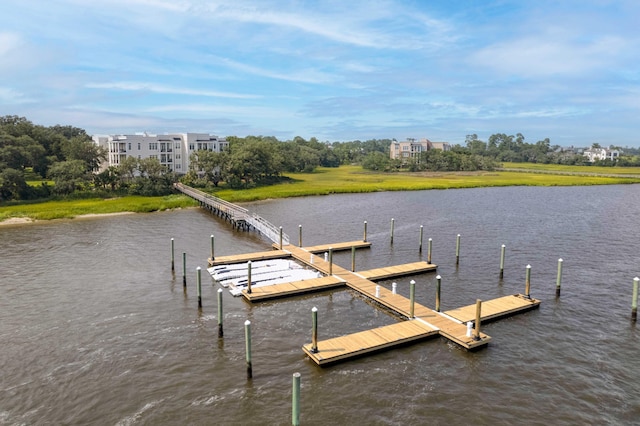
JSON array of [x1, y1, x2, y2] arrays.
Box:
[[389, 138, 451, 161], [93, 132, 228, 174]]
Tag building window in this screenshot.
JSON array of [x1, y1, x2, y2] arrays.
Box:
[[175, 143, 181, 149], [149, 142, 158, 150], [189, 143, 195, 150], [175, 153, 181, 160], [176, 164, 181, 170], [138, 142, 141, 150]]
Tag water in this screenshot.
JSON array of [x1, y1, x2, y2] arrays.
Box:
[[1, 186, 640, 425]]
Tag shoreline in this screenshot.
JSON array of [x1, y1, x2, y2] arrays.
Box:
[[0, 211, 135, 227]]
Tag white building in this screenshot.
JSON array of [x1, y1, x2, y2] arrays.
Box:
[[582, 146, 621, 163], [390, 138, 451, 161], [93, 132, 228, 174]]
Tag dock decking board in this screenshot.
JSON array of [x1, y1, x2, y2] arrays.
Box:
[[274, 240, 372, 253], [208, 250, 290, 266], [358, 262, 437, 280], [242, 276, 345, 302], [443, 294, 541, 323]]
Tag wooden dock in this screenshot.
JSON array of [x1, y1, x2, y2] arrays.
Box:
[[207, 241, 541, 366]]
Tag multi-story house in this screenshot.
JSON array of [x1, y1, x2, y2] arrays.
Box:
[[93, 132, 228, 174], [389, 138, 451, 162], [582, 146, 621, 163]]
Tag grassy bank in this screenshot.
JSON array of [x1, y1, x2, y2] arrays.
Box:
[[210, 165, 640, 203], [0, 194, 196, 222], [3, 165, 640, 221]]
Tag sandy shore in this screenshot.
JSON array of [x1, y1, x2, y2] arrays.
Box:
[[0, 211, 135, 227]]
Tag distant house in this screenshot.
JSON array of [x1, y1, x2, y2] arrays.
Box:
[[583, 146, 621, 163], [389, 138, 451, 162], [93, 132, 228, 174]]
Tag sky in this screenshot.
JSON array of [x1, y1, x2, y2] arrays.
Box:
[[0, 0, 639, 147]]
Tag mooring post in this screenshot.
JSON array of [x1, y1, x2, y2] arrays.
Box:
[[390, 218, 395, 244], [210, 234, 215, 261], [556, 258, 563, 297], [182, 252, 187, 287], [298, 225, 302, 247], [311, 307, 318, 353], [427, 238, 432, 264], [351, 246, 356, 272], [466, 321, 473, 337], [419, 225, 424, 253], [363, 220, 367, 242], [292, 372, 301, 426], [456, 234, 461, 265], [279, 226, 283, 250], [247, 261, 252, 294], [324, 252, 328, 262], [436, 275, 442, 312], [409, 280, 416, 318], [245, 320, 252, 379], [474, 299, 482, 341], [632, 277, 639, 322], [328, 247, 333, 275], [217, 288, 223, 338], [170, 238, 175, 271], [375, 285, 380, 298], [196, 266, 202, 308], [392, 282, 397, 294], [500, 244, 506, 279], [525, 264, 532, 299]]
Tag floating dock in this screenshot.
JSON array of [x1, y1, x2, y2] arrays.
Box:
[[208, 240, 540, 366]]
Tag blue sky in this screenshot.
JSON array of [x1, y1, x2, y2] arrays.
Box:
[[0, 0, 638, 146]]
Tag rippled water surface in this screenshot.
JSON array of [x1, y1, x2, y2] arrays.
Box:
[[2, 185, 640, 425]]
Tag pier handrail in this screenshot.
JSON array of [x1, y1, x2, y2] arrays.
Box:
[[174, 182, 290, 245]]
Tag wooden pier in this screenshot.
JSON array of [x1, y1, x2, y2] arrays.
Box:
[[207, 240, 540, 366]]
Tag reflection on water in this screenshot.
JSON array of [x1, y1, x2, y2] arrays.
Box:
[[1, 185, 640, 424]]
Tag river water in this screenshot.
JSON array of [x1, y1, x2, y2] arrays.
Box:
[[1, 185, 639, 425]]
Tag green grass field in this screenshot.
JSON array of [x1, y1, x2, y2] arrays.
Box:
[[3, 164, 640, 221]]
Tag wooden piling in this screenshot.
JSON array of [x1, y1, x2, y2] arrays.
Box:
[[474, 299, 482, 341], [279, 226, 283, 250], [436, 275, 442, 312], [556, 258, 563, 297], [456, 234, 461, 265], [171, 238, 175, 271], [363, 220, 368, 242], [328, 247, 333, 275], [427, 238, 432, 264], [419, 225, 424, 253], [525, 264, 531, 299], [311, 307, 318, 353], [210, 234, 215, 261], [298, 225, 302, 247], [247, 261, 252, 294], [245, 320, 252, 379], [217, 288, 223, 338], [292, 372, 301, 426], [632, 277, 639, 322], [196, 266, 202, 308], [182, 252, 187, 287], [500, 244, 505, 278], [390, 218, 395, 244], [409, 280, 416, 318]]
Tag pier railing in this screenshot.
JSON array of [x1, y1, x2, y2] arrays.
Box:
[[174, 183, 290, 245]]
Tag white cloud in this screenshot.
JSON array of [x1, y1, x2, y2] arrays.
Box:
[[85, 82, 260, 99]]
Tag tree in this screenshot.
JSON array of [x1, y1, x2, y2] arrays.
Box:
[[48, 160, 91, 194], [62, 136, 107, 172], [0, 168, 30, 201]]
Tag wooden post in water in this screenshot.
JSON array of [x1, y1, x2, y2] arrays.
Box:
[[390, 218, 395, 244], [311, 307, 318, 353], [328, 247, 333, 275], [245, 320, 252, 379], [556, 258, 563, 297], [419, 225, 424, 253], [409, 280, 416, 318], [499, 244, 506, 279], [196, 266, 202, 308], [247, 261, 252, 294], [525, 264, 532, 299], [279, 226, 283, 250], [210, 234, 215, 261], [217, 288, 223, 338], [351, 246, 356, 272], [292, 372, 301, 426], [632, 277, 639, 322], [182, 252, 187, 287], [427, 238, 432, 264], [363, 220, 367, 242], [171, 238, 175, 271], [456, 234, 461, 265], [435, 275, 442, 312], [298, 225, 302, 247], [474, 299, 482, 341]]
